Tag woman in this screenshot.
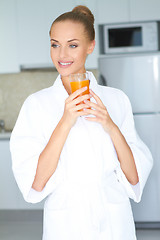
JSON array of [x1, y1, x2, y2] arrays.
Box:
[[10, 5, 153, 240]]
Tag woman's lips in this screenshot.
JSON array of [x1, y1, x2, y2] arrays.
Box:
[[58, 61, 73, 68]]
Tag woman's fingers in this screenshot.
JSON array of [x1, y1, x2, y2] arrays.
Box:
[[84, 99, 105, 112], [74, 103, 90, 112], [89, 89, 105, 108], [84, 107, 105, 119], [65, 87, 92, 108], [63, 88, 93, 128], [67, 87, 88, 102], [73, 94, 91, 105]]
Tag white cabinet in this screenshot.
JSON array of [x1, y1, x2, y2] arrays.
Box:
[[16, 0, 48, 67], [97, 0, 130, 24], [97, 0, 160, 24], [17, 0, 75, 68], [0, 140, 18, 209], [130, 0, 160, 21], [0, 0, 20, 74], [0, 139, 44, 209]]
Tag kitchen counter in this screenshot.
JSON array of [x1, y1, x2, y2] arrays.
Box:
[[0, 134, 44, 210], [0, 132, 11, 140]]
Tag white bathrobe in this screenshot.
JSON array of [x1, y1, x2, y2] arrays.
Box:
[[10, 71, 153, 240]]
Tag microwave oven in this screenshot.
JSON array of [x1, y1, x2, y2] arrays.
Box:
[[103, 21, 160, 54]]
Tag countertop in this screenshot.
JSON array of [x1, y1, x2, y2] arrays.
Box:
[[0, 132, 11, 140]]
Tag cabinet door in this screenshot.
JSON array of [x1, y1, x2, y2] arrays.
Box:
[[97, 0, 130, 24], [17, 0, 48, 67], [0, 140, 19, 209], [130, 0, 160, 21], [0, 0, 20, 73], [0, 140, 44, 209], [17, 0, 75, 67]]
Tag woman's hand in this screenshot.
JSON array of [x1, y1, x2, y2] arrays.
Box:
[[61, 87, 91, 129], [84, 89, 116, 134]]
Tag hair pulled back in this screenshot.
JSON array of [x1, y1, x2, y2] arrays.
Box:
[[49, 5, 95, 41]]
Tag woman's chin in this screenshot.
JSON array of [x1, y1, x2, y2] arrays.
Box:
[[57, 68, 73, 77], [57, 66, 86, 77]]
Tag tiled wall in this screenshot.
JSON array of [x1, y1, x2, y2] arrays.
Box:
[[0, 69, 98, 130]]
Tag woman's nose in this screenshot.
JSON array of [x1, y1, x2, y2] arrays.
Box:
[[59, 46, 68, 58]]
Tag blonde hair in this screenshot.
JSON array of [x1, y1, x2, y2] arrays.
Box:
[[49, 5, 95, 41]]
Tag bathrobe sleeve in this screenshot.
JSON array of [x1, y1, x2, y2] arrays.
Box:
[[115, 93, 153, 203], [10, 94, 63, 203]]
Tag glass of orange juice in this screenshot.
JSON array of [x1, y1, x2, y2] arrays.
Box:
[[69, 73, 90, 102]]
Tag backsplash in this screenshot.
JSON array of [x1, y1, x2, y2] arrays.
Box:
[[0, 69, 98, 130]]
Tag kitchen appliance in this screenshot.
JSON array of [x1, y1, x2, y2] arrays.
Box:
[[101, 21, 160, 54], [98, 52, 160, 227]]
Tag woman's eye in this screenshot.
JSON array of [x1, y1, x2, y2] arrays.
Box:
[[69, 44, 78, 48], [51, 44, 59, 48]]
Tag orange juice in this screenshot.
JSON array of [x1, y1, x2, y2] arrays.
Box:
[[70, 79, 90, 95], [70, 79, 90, 107]]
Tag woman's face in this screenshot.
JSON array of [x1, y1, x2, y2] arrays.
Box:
[[50, 20, 95, 78]]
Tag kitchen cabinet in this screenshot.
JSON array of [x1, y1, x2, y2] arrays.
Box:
[[0, 139, 44, 209], [0, 0, 20, 74], [97, 0, 130, 24], [130, 0, 160, 21], [97, 0, 160, 24], [16, 0, 48, 67], [16, 0, 75, 68]]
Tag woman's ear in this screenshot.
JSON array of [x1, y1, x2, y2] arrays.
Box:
[[87, 40, 95, 54]]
